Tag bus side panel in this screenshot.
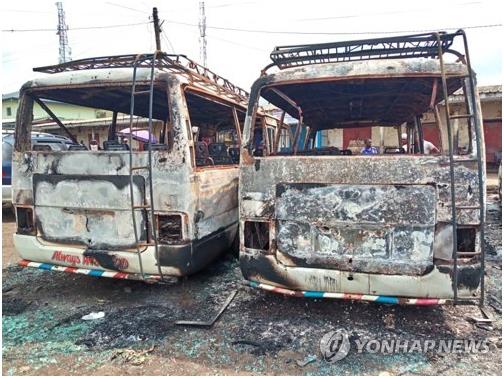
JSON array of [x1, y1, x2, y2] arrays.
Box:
[[193, 167, 239, 241]]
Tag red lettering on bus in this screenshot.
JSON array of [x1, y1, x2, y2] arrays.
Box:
[[82, 256, 100, 267], [51, 251, 80, 266], [112, 256, 129, 270]]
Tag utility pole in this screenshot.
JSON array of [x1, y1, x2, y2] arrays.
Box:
[[152, 7, 162, 51], [199, 1, 207, 67], [56, 2, 71, 63]]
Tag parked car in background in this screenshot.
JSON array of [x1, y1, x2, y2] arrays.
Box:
[[2, 132, 76, 208]]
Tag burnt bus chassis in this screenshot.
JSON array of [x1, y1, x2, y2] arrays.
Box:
[[241, 30, 486, 306], [14, 52, 248, 282]]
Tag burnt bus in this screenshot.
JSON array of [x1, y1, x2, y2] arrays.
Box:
[[239, 31, 486, 304], [13, 53, 253, 280]]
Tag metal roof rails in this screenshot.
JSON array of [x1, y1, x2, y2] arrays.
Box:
[[263, 30, 466, 73], [33, 52, 249, 104]]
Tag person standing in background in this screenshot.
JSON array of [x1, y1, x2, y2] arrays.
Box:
[[361, 138, 378, 155]]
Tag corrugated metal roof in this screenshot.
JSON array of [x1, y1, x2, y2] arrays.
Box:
[[450, 85, 501, 104], [2, 91, 19, 100], [453, 85, 501, 96], [478, 85, 502, 95]]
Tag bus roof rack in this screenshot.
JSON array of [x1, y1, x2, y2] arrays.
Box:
[[265, 30, 465, 72], [33, 52, 249, 103]]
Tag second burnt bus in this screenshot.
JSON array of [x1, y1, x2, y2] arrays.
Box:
[[239, 31, 486, 304]]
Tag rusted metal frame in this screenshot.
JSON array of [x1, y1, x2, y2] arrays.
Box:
[[185, 86, 245, 110], [232, 107, 242, 144], [180, 56, 248, 98], [146, 51, 164, 281], [247, 103, 259, 155], [273, 111, 286, 153], [261, 117, 270, 156], [267, 87, 304, 154], [435, 32, 459, 303], [396, 125, 402, 149], [262, 72, 462, 90], [412, 119, 420, 153], [292, 113, 304, 155], [187, 118, 197, 169], [128, 54, 147, 281], [303, 126, 313, 150], [34, 53, 249, 104], [270, 46, 438, 68], [429, 78, 439, 109], [461, 85, 474, 155], [459, 30, 486, 307], [268, 87, 299, 111], [32, 97, 79, 144], [453, 115, 460, 154], [175, 290, 238, 327], [379, 127, 385, 153], [407, 120, 418, 153], [406, 122, 412, 153], [411, 122, 417, 153], [108, 111, 118, 141], [151, 54, 251, 102], [287, 123, 295, 146], [188, 73, 245, 107], [14, 92, 33, 152], [415, 115, 425, 154], [160, 121, 167, 144], [267, 31, 460, 71], [433, 105, 444, 152]]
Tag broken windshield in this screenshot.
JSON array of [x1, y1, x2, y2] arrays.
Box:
[[15, 83, 171, 152], [247, 72, 473, 157]]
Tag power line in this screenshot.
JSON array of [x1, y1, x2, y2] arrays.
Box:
[[1, 9, 54, 14], [161, 30, 176, 53], [2, 21, 151, 33], [295, 1, 482, 21], [162, 20, 503, 35], [206, 33, 268, 52], [105, 1, 149, 14], [157, 1, 257, 14]]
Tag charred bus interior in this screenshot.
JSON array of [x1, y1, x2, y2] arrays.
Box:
[[19, 84, 247, 164], [19, 84, 169, 152], [185, 90, 245, 167], [249, 75, 473, 158]]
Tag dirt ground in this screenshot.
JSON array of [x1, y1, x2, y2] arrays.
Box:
[[1, 192, 502, 376]]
